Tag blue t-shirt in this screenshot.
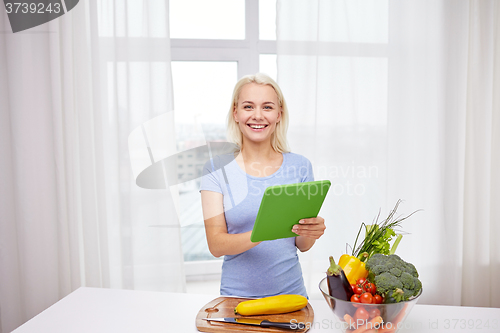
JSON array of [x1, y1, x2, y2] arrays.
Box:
[[199, 152, 314, 298]]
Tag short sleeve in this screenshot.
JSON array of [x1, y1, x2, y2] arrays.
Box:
[[199, 159, 223, 194], [301, 157, 314, 182]]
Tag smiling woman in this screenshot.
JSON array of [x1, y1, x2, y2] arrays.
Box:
[[199, 73, 327, 298]]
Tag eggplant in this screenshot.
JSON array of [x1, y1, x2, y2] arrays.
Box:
[[326, 256, 354, 301]]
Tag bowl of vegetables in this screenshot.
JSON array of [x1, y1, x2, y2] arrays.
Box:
[[320, 253, 422, 333], [319, 276, 421, 333], [319, 201, 423, 333]]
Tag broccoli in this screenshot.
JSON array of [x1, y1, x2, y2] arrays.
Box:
[[365, 253, 422, 303]]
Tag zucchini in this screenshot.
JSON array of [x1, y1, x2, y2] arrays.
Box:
[[234, 294, 308, 316]]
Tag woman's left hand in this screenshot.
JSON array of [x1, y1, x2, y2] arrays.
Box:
[[292, 216, 326, 239]]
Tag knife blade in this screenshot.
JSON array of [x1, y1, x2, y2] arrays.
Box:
[[203, 317, 305, 330]]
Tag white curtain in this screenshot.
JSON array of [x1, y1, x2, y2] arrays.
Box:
[[277, 0, 500, 307], [0, 1, 184, 332]]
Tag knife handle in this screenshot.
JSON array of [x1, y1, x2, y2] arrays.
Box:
[[260, 320, 305, 330]]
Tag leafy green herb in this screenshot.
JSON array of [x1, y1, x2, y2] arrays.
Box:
[[351, 200, 419, 262]]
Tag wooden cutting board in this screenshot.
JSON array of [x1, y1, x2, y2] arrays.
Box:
[[196, 297, 314, 333]]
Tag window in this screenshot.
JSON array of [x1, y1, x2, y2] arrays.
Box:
[[98, 1, 389, 292]]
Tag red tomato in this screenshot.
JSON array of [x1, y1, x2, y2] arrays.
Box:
[[373, 294, 383, 304], [354, 307, 369, 321], [352, 285, 363, 295], [360, 292, 374, 304], [356, 278, 367, 286], [369, 308, 381, 318], [362, 282, 377, 295], [350, 294, 361, 303]]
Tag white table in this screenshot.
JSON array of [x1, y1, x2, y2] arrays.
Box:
[[12, 287, 500, 333]]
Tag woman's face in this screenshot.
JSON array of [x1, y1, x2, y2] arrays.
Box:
[[233, 83, 281, 146]]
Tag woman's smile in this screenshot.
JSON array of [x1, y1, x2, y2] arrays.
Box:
[[247, 123, 269, 131]]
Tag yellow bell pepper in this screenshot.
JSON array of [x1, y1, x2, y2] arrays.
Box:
[[338, 254, 368, 284]]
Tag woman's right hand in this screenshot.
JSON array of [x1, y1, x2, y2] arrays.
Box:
[[201, 190, 260, 257]]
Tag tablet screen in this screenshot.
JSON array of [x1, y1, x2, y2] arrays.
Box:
[[250, 180, 331, 242]]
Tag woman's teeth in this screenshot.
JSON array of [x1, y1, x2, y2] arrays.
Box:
[[249, 124, 267, 129]]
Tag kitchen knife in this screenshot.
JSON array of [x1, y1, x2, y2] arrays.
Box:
[[203, 317, 305, 330]]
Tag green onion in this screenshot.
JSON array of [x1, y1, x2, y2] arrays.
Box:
[[351, 200, 420, 262]]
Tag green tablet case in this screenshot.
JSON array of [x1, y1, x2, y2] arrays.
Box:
[[250, 180, 331, 242]]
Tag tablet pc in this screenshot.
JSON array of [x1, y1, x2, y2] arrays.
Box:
[[250, 180, 331, 242]]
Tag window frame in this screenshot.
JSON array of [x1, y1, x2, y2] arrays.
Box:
[[171, 1, 276, 76]]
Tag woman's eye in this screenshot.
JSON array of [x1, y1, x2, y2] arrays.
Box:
[[243, 105, 252, 109], [264, 106, 273, 110]]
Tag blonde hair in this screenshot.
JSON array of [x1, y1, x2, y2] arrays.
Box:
[[226, 73, 290, 153]]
